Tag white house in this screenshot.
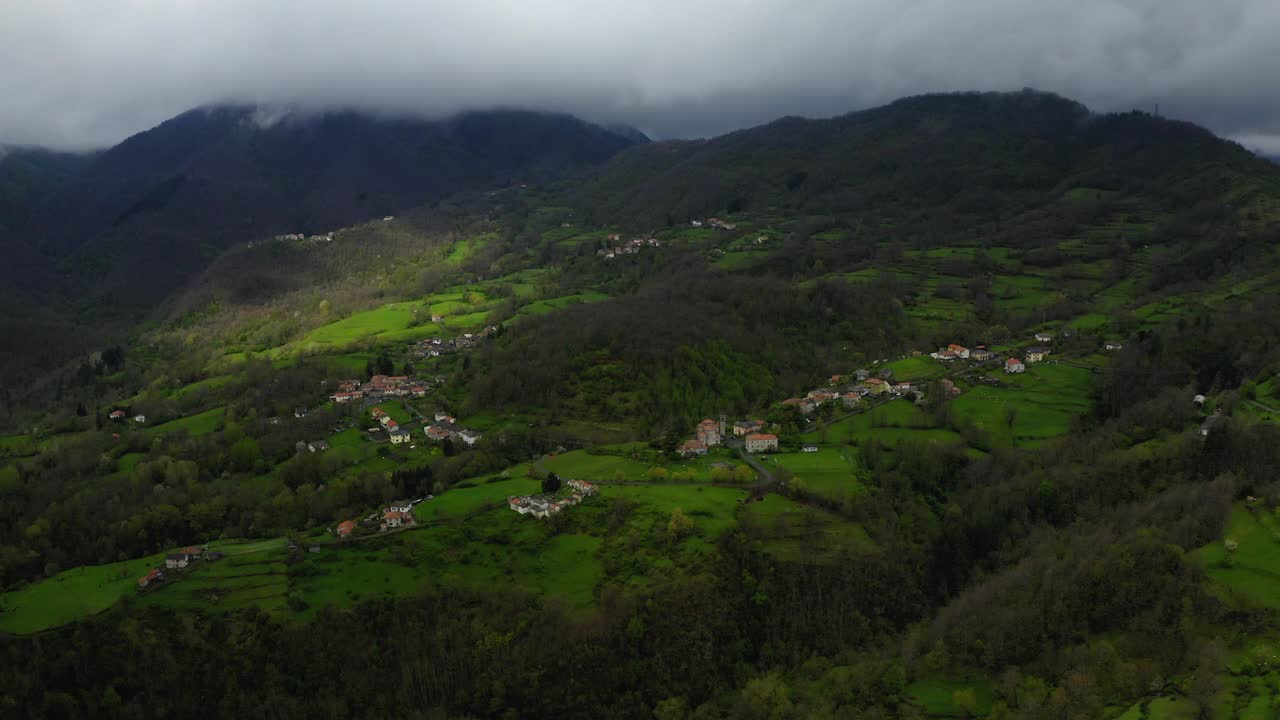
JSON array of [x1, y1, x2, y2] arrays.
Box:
[[382, 509, 411, 529], [164, 552, 191, 570], [1104, 341, 1124, 351], [1005, 358, 1026, 374], [1035, 333, 1053, 343], [389, 428, 411, 444], [458, 429, 483, 445], [802, 445, 819, 453]]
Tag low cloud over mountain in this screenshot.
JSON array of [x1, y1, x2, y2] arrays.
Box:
[[2, 1, 1280, 152]]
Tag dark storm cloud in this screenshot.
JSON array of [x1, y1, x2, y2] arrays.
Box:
[[2, 1, 1279, 151]]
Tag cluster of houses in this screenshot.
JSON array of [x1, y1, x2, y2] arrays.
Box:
[[924, 333, 1060, 375], [371, 406, 410, 444], [421, 411, 483, 446], [508, 479, 597, 518], [330, 374, 430, 404], [137, 546, 224, 590], [689, 218, 738, 230], [334, 498, 425, 538], [678, 417, 779, 455], [271, 232, 334, 244], [930, 344, 999, 362], [596, 234, 661, 259], [784, 369, 922, 414], [411, 325, 498, 359]]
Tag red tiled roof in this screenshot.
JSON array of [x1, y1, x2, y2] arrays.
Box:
[[746, 433, 777, 441], [1006, 357, 1022, 365]]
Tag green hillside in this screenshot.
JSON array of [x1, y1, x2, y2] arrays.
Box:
[[5, 91, 1280, 719]]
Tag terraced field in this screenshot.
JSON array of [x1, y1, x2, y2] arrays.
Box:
[[141, 550, 290, 613]]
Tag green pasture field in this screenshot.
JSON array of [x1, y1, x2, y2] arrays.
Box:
[[148, 407, 226, 437], [0, 552, 166, 633], [323, 353, 373, 375], [170, 374, 236, 400], [520, 291, 609, 316], [1197, 504, 1280, 612], [763, 449, 865, 502], [904, 678, 995, 717], [116, 452, 146, 474], [0, 434, 36, 458], [1071, 312, 1110, 331], [882, 356, 942, 381], [290, 300, 430, 353], [954, 363, 1093, 447], [541, 451, 654, 481], [444, 310, 493, 329], [1114, 696, 1196, 720], [599, 484, 748, 539], [714, 250, 771, 271], [738, 495, 874, 562], [542, 448, 753, 484], [412, 475, 542, 523], [444, 233, 494, 265]]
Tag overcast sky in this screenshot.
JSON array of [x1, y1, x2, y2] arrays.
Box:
[[2, 0, 1279, 153]]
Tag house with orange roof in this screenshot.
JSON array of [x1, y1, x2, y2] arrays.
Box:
[[137, 568, 164, 589], [745, 433, 778, 453], [679, 439, 708, 457]]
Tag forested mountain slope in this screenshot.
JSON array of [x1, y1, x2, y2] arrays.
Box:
[[571, 90, 1279, 232], [0, 107, 645, 383]]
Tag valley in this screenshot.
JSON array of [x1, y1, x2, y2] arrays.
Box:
[[5, 91, 1280, 718]]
